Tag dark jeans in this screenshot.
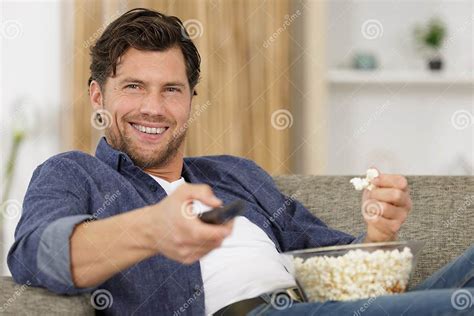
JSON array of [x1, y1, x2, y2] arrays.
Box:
[[248, 245, 474, 315]]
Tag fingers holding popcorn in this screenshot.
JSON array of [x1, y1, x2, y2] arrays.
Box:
[[367, 188, 412, 209], [371, 174, 409, 191], [366, 217, 402, 241], [354, 168, 412, 242], [363, 200, 409, 221]]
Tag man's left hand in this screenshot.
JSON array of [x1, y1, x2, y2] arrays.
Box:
[[362, 171, 412, 243]]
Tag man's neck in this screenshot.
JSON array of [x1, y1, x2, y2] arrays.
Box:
[[144, 155, 184, 182]]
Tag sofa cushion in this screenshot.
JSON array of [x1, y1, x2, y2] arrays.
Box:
[[0, 276, 92, 315]]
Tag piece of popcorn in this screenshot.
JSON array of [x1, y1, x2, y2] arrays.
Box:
[[350, 168, 379, 191], [366, 168, 379, 180], [349, 178, 369, 191]]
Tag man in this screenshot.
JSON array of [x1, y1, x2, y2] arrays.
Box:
[[8, 8, 473, 316]]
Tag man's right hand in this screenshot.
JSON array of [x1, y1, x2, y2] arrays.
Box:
[[71, 183, 234, 288], [143, 183, 234, 264]]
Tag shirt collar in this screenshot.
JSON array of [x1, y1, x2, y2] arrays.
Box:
[[95, 136, 199, 183], [95, 137, 129, 171], [182, 158, 200, 183]]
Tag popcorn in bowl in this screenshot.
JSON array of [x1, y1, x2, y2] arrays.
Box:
[[284, 241, 424, 303]]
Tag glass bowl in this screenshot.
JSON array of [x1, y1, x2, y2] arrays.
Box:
[[283, 241, 425, 302]]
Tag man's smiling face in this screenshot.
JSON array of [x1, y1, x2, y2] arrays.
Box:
[[90, 47, 192, 169]]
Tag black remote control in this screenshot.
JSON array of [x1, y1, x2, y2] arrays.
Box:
[[198, 199, 245, 224]]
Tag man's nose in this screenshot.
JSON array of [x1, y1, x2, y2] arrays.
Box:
[[140, 89, 168, 116]]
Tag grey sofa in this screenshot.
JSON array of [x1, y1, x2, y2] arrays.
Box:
[[1, 176, 473, 315]]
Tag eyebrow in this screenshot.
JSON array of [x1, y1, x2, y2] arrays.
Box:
[[163, 82, 186, 87], [118, 77, 146, 85]]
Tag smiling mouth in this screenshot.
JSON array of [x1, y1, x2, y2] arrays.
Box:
[[131, 123, 169, 135]]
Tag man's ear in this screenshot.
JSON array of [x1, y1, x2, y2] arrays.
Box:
[[89, 80, 103, 111]]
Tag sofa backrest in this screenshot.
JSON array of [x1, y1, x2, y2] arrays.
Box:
[[273, 175, 474, 286]]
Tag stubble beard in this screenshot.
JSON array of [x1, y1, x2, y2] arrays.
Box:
[[105, 121, 187, 170]]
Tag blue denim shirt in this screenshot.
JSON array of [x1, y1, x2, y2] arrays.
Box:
[[8, 137, 358, 315]]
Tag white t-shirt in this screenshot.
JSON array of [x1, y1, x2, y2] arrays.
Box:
[[148, 175, 186, 195], [200, 216, 296, 314], [147, 174, 296, 315]]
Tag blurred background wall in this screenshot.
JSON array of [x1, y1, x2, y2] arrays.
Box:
[[1, 0, 69, 276], [323, 1, 474, 175], [1, 0, 472, 275], [69, 0, 293, 174]]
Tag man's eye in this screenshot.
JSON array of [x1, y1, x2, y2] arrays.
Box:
[[165, 87, 181, 93], [125, 84, 140, 90]]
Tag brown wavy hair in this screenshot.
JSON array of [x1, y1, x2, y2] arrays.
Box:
[[88, 8, 200, 94]]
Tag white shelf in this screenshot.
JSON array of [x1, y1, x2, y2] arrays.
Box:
[[327, 70, 474, 85]]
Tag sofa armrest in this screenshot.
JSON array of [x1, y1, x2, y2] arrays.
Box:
[[0, 276, 93, 315]]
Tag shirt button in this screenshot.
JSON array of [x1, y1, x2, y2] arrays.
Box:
[[193, 285, 201, 293], [149, 184, 158, 192]]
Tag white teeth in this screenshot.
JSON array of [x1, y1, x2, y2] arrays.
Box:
[[132, 124, 167, 135]]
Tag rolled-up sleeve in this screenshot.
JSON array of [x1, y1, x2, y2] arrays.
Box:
[[7, 157, 94, 295], [37, 215, 93, 290]]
